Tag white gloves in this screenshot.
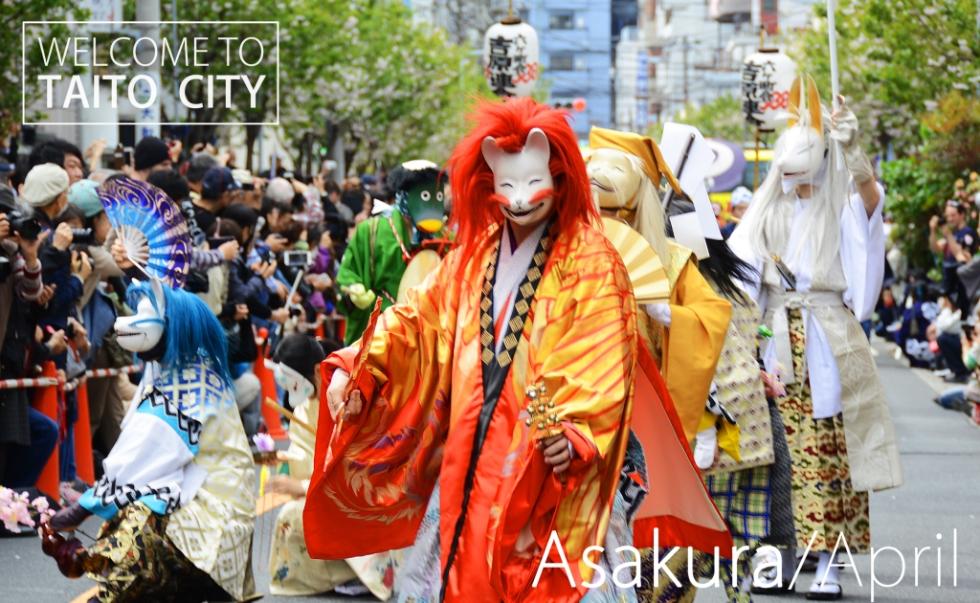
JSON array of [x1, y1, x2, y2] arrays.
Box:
[[828, 106, 859, 147], [693, 427, 718, 470], [830, 102, 874, 184], [344, 283, 377, 310], [645, 303, 672, 327]]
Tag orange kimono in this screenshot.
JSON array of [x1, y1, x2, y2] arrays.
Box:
[[305, 220, 727, 602]]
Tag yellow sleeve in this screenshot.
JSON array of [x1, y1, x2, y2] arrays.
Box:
[[663, 260, 732, 441]]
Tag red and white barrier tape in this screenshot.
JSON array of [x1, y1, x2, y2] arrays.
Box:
[[0, 364, 143, 392], [0, 377, 59, 390]]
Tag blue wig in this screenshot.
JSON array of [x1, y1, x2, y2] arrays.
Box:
[[126, 281, 233, 387]]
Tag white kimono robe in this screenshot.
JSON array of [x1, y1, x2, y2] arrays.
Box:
[[730, 183, 902, 492]]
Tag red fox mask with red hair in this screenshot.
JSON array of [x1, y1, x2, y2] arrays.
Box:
[[448, 98, 595, 251]]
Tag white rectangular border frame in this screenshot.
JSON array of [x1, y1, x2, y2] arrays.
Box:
[[21, 20, 280, 126]]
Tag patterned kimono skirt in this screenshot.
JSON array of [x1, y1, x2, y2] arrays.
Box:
[[86, 503, 235, 603], [778, 307, 870, 553]]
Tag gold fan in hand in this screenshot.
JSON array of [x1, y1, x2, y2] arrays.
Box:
[[601, 216, 670, 303]]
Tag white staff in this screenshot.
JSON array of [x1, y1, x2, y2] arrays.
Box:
[[827, 0, 843, 167], [827, 0, 841, 108]]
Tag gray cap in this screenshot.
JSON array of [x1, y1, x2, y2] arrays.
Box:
[[186, 153, 218, 184]]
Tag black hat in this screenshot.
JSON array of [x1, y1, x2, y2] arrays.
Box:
[[201, 167, 241, 200], [273, 333, 326, 385], [133, 136, 170, 171]]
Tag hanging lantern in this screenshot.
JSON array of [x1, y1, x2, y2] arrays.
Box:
[[741, 48, 797, 131], [483, 13, 539, 98]]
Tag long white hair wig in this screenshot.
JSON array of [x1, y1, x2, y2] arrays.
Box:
[[736, 77, 851, 284]]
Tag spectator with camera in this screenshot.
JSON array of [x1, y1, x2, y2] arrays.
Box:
[[0, 187, 58, 509], [65, 180, 133, 460], [21, 164, 91, 333], [930, 200, 979, 314], [21, 164, 96, 502]]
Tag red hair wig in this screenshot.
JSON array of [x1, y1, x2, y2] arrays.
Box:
[[447, 97, 596, 252]]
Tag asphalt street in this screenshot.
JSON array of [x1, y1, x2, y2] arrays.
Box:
[[2, 337, 977, 602]]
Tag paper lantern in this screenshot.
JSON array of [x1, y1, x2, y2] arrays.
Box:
[[483, 17, 539, 98], [741, 49, 797, 131]]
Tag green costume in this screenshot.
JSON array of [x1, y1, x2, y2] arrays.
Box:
[[336, 160, 447, 344], [336, 209, 413, 344]]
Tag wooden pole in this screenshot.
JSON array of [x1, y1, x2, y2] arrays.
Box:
[[264, 397, 316, 436]]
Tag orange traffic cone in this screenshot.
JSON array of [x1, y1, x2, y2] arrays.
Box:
[[31, 361, 60, 501], [74, 378, 95, 485], [255, 328, 287, 439]]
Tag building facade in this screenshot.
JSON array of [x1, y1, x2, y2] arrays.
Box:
[[638, 0, 818, 124], [522, 0, 613, 139]]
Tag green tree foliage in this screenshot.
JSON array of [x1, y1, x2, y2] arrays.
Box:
[[283, 0, 490, 171], [791, 0, 979, 157], [883, 92, 980, 266], [1, 1, 89, 134], [126, 0, 489, 171], [794, 0, 978, 266]]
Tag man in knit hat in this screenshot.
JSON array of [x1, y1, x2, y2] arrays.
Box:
[[22, 162, 70, 223], [23, 163, 91, 333], [131, 136, 172, 181]]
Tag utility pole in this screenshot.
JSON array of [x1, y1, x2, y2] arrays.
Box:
[[682, 35, 689, 107], [135, 0, 162, 141]]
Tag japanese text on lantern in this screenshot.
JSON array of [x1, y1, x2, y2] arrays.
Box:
[[742, 60, 778, 127], [485, 34, 538, 97]]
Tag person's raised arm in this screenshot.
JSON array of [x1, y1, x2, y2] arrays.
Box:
[[830, 95, 880, 218]]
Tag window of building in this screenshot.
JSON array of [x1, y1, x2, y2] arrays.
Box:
[[549, 52, 575, 71], [549, 10, 575, 30]]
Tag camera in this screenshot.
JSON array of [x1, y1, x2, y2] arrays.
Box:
[[6, 208, 43, 241], [71, 228, 95, 246], [283, 250, 311, 267]]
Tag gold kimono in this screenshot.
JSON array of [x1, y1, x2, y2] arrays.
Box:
[[640, 241, 732, 440]]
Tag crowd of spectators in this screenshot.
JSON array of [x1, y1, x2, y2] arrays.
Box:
[[876, 174, 980, 421], [0, 134, 383, 529]]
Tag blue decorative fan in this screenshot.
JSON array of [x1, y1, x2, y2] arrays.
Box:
[[98, 177, 191, 288]]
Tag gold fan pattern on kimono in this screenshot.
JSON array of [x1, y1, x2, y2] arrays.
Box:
[[601, 216, 670, 303]]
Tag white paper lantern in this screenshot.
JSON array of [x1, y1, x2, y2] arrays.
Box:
[[483, 18, 539, 98], [741, 49, 797, 131]]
